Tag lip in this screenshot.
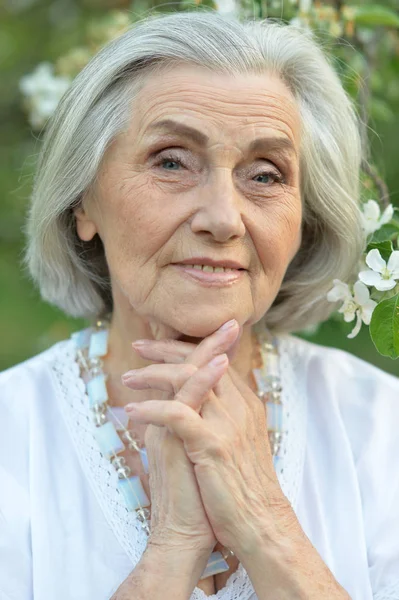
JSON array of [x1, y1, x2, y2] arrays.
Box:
[[171, 264, 245, 286], [173, 257, 246, 270]]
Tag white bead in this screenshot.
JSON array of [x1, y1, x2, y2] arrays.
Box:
[[93, 421, 125, 460], [87, 374, 108, 407], [88, 329, 109, 358]]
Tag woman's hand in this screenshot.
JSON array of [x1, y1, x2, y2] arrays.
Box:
[[122, 320, 292, 558], [124, 321, 240, 556]]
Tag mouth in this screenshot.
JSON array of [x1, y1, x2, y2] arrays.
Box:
[[174, 264, 245, 273], [171, 263, 246, 286]]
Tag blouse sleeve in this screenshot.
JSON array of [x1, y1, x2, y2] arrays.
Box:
[[340, 357, 399, 599], [0, 364, 33, 599]]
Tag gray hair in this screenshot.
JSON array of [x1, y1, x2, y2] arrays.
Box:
[[25, 9, 366, 334]]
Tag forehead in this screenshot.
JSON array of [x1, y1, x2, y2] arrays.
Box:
[[130, 65, 301, 149]]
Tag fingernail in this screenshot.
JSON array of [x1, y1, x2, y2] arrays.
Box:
[[132, 340, 148, 347], [208, 354, 228, 367], [220, 319, 236, 331], [121, 372, 135, 383], [125, 403, 139, 412]]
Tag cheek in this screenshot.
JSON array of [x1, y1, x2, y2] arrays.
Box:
[[255, 196, 302, 271], [98, 173, 180, 276]]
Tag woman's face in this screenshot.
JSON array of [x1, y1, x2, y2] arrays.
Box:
[[76, 65, 302, 338]]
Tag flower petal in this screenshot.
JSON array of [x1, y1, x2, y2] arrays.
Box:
[[365, 249, 386, 273], [327, 279, 351, 302], [348, 312, 362, 338], [362, 199, 380, 220], [372, 278, 397, 291], [341, 300, 356, 322], [361, 200, 381, 234], [379, 204, 394, 227], [387, 251, 399, 278], [359, 270, 384, 287], [360, 299, 377, 325], [353, 280, 370, 305]]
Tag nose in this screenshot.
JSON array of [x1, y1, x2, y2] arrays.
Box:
[[190, 168, 246, 242]]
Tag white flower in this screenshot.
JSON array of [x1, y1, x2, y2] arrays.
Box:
[[361, 200, 394, 236], [19, 62, 71, 129], [215, 0, 239, 16], [327, 279, 377, 338], [359, 249, 399, 291], [299, 0, 312, 12]]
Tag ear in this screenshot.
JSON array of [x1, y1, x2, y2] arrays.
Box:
[[74, 205, 98, 242]]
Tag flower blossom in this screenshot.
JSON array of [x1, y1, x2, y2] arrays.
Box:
[[215, 0, 239, 16], [359, 249, 399, 291], [361, 200, 394, 236], [327, 279, 377, 338], [19, 62, 71, 129]]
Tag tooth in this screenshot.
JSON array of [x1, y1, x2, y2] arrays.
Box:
[[202, 265, 214, 272], [214, 267, 224, 272], [193, 265, 202, 270]]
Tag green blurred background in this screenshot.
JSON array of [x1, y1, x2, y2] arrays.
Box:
[[1, 0, 398, 374]]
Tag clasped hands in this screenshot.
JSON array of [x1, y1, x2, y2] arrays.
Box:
[[120, 320, 352, 599], [121, 318, 292, 561]]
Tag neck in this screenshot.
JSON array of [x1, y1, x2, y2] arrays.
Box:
[[102, 307, 258, 408]]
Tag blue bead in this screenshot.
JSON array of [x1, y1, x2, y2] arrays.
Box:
[[200, 552, 230, 579], [140, 448, 149, 474], [118, 476, 150, 510], [89, 329, 109, 358], [94, 421, 125, 460], [266, 401, 283, 431], [106, 406, 130, 431], [87, 374, 108, 407], [71, 328, 92, 349], [265, 352, 279, 376]]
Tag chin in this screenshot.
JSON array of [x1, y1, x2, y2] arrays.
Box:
[[170, 312, 242, 340]]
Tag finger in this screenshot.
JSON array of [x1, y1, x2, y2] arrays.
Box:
[[125, 353, 229, 421], [132, 320, 240, 368], [174, 354, 229, 412], [132, 339, 196, 364], [121, 362, 198, 394], [124, 399, 205, 445]]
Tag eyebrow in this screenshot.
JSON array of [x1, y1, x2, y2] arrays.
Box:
[[146, 118, 297, 156]]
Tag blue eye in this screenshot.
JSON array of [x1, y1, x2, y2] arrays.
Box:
[[155, 152, 186, 170], [254, 171, 284, 185], [160, 158, 183, 170]]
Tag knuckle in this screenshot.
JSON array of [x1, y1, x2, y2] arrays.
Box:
[[169, 401, 186, 422], [182, 363, 197, 378], [205, 434, 230, 460], [174, 364, 197, 393], [210, 343, 227, 358]]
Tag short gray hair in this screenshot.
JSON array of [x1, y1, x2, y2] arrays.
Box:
[[25, 10, 366, 334]]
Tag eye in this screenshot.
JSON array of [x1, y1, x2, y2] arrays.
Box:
[[253, 169, 285, 185], [154, 151, 187, 170]]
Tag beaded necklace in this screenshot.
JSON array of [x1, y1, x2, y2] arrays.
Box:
[[72, 320, 283, 580]]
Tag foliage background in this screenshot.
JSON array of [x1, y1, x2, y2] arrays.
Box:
[[1, 0, 398, 374]]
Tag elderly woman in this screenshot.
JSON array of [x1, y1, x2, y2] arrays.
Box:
[[1, 10, 398, 600]]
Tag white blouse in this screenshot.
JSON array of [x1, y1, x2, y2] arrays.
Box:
[[0, 333, 398, 600]]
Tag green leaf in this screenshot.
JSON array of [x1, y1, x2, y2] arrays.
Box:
[[353, 5, 399, 28], [369, 293, 399, 359], [366, 240, 394, 262], [370, 223, 399, 244]]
